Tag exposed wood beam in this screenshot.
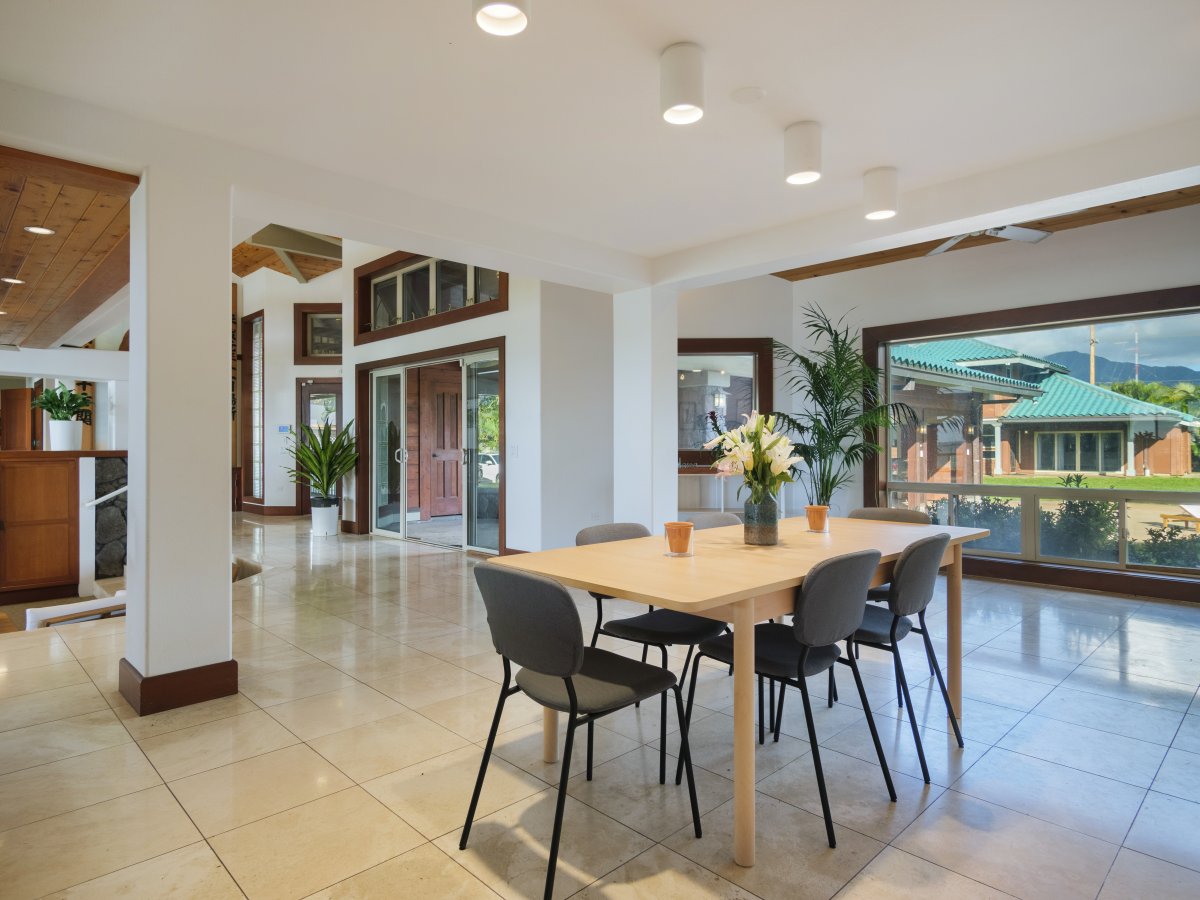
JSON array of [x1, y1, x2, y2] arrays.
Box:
[[249, 224, 342, 261], [0, 145, 139, 197], [274, 248, 308, 284]]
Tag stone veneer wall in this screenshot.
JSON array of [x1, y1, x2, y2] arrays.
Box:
[[95, 457, 128, 579]]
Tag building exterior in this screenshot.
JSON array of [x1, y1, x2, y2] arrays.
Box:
[[889, 338, 1197, 482]]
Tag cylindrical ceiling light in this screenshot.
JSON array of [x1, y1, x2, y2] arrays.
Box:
[[660, 43, 704, 125], [863, 166, 898, 220], [784, 121, 822, 185], [473, 0, 529, 36]]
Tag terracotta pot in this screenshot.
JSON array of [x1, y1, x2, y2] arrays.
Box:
[[664, 521, 694, 556], [805, 504, 830, 533]]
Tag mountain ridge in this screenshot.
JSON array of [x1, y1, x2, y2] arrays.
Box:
[[1045, 351, 1200, 385]]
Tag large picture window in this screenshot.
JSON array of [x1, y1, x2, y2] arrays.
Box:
[[354, 250, 508, 345]]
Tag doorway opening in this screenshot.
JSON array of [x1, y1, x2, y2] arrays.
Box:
[[295, 378, 343, 516], [361, 340, 503, 553]]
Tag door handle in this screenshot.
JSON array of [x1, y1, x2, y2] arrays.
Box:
[[393, 448, 408, 464]]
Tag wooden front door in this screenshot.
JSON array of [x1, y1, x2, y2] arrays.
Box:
[[0, 458, 79, 592], [0, 388, 33, 451], [419, 363, 462, 519]]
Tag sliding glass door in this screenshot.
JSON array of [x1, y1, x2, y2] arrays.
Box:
[[464, 351, 501, 553], [372, 368, 405, 536]]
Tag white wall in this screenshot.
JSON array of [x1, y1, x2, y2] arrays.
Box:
[[794, 203, 1200, 512], [239, 266, 342, 508], [540, 283, 613, 549]]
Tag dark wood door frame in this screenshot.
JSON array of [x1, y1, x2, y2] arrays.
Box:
[[295, 377, 343, 515], [352, 337, 507, 554]]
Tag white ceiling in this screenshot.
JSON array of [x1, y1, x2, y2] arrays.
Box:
[[1, 0, 1198, 260]]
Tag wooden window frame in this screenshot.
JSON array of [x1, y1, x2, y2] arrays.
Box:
[[677, 338, 774, 466], [351, 337, 507, 554], [353, 250, 509, 346], [861, 283, 1200, 602], [293, 303, 343, 365], [239, 310, 265, 505]]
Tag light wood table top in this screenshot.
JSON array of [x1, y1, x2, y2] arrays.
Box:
[[489, 516, 988, 614]]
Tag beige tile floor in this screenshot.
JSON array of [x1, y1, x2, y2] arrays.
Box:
[[1, 513, 1198, 899]]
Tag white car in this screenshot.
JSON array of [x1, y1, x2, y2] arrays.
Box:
[[478, 453, 500, 483]]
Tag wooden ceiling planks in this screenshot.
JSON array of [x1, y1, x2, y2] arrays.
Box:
[[230, 242, 341, 282], [0, 145, 137, 348], [772, 185, 1200, 282]]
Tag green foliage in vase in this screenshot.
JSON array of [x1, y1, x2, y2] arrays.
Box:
[[772, 304, 913, 507], [284, 420, 359, 500], [31, 383, 92, 422]]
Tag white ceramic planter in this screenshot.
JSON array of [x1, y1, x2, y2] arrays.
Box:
[[310, 503, 340, 537], [47, 419, 83, 451]]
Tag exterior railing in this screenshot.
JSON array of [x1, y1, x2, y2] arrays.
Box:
[[886, 481, 1200, 577]]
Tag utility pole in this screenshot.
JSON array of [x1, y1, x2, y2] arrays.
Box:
[[1134, 327, 1140, 383], [1089, 324, 1096, 384]]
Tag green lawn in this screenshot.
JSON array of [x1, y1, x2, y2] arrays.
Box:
[[983, 474, 1200, 491]]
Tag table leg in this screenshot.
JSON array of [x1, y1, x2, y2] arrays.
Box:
[[733, 598, 756, 867], [947, 543, 963, 720], [543, 708, 559, 763]]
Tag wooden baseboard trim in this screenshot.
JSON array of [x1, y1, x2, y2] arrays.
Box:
[[119, 657, 239, 716], [964, 557, 1198, 603], [240, 503, 301, 516], [0, 584, 79, 604], [340, 520, 363, 534]]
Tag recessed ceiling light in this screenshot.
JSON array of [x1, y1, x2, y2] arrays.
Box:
[[24, 225, 55, 236], [0, 310, 7, 315], [474, 0, 529, 36], [1, 277, 23, 285]]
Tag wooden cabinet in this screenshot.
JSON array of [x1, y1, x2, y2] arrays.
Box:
[[0, 456, 79, 596], [0, 388, 33, 451]]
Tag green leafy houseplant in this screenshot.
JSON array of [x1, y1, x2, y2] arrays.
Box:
[[284, 420, 359, 508], [31, 383, 92, 421], [772, 304, 913, 509]]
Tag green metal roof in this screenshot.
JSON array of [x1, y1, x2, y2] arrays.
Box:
[[889, 341, 1042, 391], [1002, 373, 1199, 423], [912, 337, 1067, 372]]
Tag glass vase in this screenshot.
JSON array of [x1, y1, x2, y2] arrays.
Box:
[[743, 496, 779, 546]]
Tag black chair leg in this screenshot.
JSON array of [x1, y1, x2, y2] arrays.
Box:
[[773, 679, 786, 742], [758, 673, 766, 745], [673, 685, 702, 837], [894, 649, 930, 784], [676, 652, 704, 786], [586, 720, 594, 780], [921, 617, 964, 748], [768, 678, 776, 734], [461, 676, 511, 849], [827, 666, 837, 708], [659, 688, 668, 784], [544, 717, 577, 900], [798, 675, 837, 849], [846, 650, 897, 801]]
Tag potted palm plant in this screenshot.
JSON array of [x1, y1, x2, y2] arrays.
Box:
[[31, 383, 92, 451], [772, 304, 913, 532], [284, 419, 358, 537]]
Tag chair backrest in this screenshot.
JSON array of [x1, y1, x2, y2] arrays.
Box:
[[848, 506, 931, 525], [888, 533, 951, 618], [793, 549, 882, 647], [690, 512, 742, 530], [575, 522, 651, 545], [474, 565, 584, 677]]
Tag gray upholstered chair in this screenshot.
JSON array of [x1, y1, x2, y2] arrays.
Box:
[[848, 506, 932, 602], [684, 549, 896, 849], [576, 522, 727, 774], [463, 565, 700, 900], [851, 533, 962, 783], [688, 511, 742, 529]]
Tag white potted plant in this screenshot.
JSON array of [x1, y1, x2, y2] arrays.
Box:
[[31, 383, 91, 451], [284, 419, 358, 537]]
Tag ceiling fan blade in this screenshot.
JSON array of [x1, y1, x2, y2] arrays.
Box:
[[985, 224, 1052, 243], [927, 233, 970, 256]]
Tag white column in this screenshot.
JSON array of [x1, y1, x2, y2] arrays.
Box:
[[125, 167, 233, 679], [612, 286, 678, 530], [1126, 425, 1137, 476], [993, 422, 1004, 475]]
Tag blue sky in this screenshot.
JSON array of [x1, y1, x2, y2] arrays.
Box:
[[988, 311, 1199, 371]]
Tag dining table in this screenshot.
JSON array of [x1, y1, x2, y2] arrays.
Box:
[[487, 515, 989, 867]]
